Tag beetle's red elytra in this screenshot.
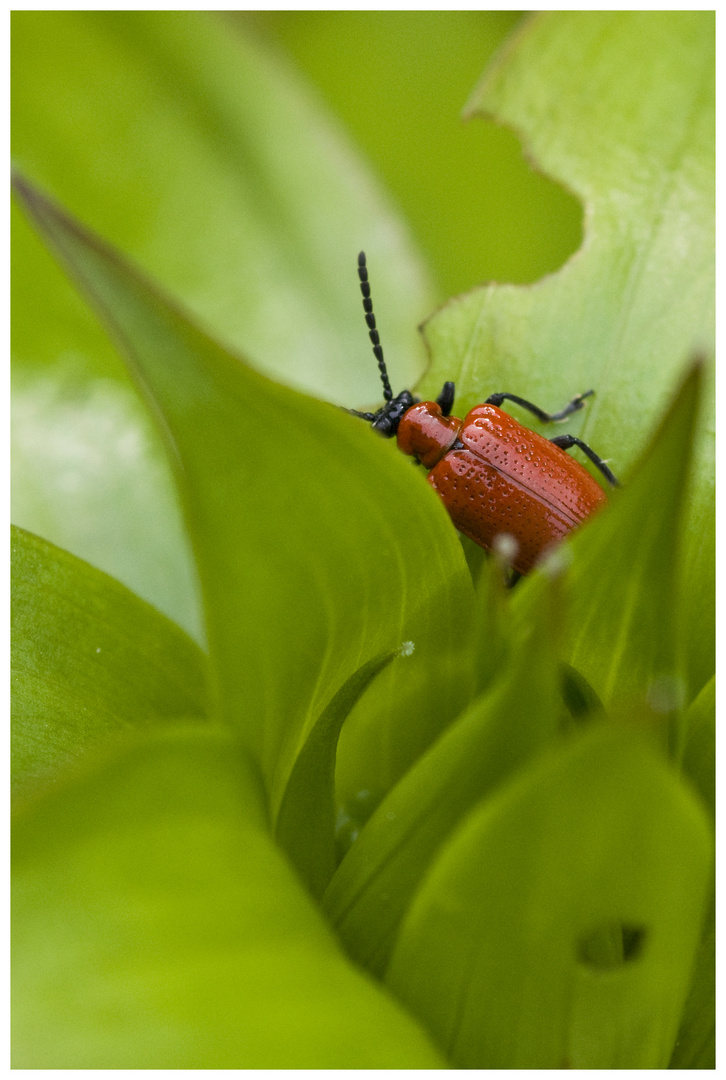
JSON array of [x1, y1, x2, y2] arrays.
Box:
[[349, 252, 618, 576]]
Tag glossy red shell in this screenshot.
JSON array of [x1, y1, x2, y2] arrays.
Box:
[[397, 402, 607, 574]]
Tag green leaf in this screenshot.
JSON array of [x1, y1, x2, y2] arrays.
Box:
[[680, 674, 714, 819], [13, 175, 473, 811], [324, 569, 562, 976], [12, 12, 434, 630], [335, 534, 514, 817], [468, 542, 512, 695], [12, 727, 445, 1068], [669, 676, 715, 1068], [385, 723, 712, 1068], [669, 910, 714, 1069], [514, 363, 702, 736], [422, 11, 714, 696], [11, 525, 207, 801], [333, 602, 479, 820], [275, 650, 396, 898]]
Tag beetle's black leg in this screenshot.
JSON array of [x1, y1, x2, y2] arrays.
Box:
[[485, 390, 594, 423], [549, 434, 620, 487], [436, 381, 455, 417]]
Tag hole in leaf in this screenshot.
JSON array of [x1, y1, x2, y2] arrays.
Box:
[[560, 663, 605, 721], [576, 921, 647, 970], [247, 12, 583, 296]]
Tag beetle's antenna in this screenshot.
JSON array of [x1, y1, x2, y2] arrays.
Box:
[[358, 251, 393, 402]]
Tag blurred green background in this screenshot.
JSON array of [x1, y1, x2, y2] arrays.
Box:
[[242, 11, 582, 300]]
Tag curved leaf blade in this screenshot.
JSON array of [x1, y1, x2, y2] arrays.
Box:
[[11, 525, 207, 800], [12, 728, 445, 1068], [385, 723, 712, 1068], [13, 175, 473, 807], [668, 913, 714, 1069], [680, 674, 714, 819], [515, 363, 703, 722], [275, 650, 396, 898], [668, 675, 714, 1068], [325, 570, 562, 976]]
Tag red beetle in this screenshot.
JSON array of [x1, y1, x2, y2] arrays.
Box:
[[350, 252, 618, 575]]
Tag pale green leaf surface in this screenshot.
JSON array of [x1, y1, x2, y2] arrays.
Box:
[[14, 176, 473, 810], [325, 572, 562, 977], [422, 11, 714, 694], [11, 362, 203, 641], [12, 728, 445, 1069], [514, 364, 701, 716], [11, 525, 207, 801], [385, 723, 712, 1068]]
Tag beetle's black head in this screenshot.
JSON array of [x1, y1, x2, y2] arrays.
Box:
[[350, 389, 416, 437]]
